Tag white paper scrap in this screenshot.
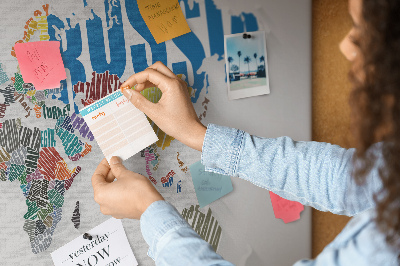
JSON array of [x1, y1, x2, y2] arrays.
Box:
[[80, 90, 158, 162], [51, 218, 138, 266]]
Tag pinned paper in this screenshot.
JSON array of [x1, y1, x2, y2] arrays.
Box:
[[137, 0, 191, 44], [80, 90, 158, 162], [189, 161, 233, 208], [14, 41, 66, 90], [51, 218, 138, 266], [269, 191, 304, 223]]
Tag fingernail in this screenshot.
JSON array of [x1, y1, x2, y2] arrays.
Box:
[[123, 89, 133, 100], [120, 85, 129, 92], [110, 156, 122, 165]]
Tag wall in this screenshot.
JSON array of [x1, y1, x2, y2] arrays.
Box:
[[312, 0, 353, 257]]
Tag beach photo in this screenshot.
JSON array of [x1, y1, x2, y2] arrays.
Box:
[[224, 31, 270, 100]]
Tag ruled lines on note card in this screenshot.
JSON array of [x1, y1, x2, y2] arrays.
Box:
[[80, 90, 158, 162]]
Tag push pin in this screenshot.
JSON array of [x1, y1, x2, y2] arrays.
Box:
[[120, 85, 129, 92], [83, 233, 93, 240], [243, 33, 252, 39]]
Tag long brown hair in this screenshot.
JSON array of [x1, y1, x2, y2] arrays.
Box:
[[350, 0, 400, 251]]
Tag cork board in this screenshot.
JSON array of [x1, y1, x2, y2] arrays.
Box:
[[312, 0, 353, 257]]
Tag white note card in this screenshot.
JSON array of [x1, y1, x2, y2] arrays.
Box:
[[51, 218, 138, 266], [80, 90, 158, 162]]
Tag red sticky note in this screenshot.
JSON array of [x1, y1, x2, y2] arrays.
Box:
[[269, 191, 304, 223], [14, 41, 66, 90]]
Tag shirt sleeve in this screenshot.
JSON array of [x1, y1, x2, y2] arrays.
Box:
[[201, 124, 383, 216], [293, 210, 399, 266], [140, 200, 234, 265]]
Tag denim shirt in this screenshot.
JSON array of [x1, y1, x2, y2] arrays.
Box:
[[140, 124, 399, 265]]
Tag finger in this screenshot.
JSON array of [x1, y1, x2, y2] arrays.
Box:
[[91, 158, 110, 189], [100, 206, 110, 216], [135, 62, 182, 92], [105, 170, 116, 183], [121, 68, 173, 94], [109, 156, 129, 179], [147, 61, 176, 78], [121, 88, 158, 117], [111, 214, 124, 219], [127, 62, 176, 91], [135, 83, 146, 91], [135, 81, 157, 92], [136, 79, 185, 93]]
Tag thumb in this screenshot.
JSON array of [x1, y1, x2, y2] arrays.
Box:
[[109, 156, 128, 179], [122, 89, 156, 117], [92, 158, 111, 189]]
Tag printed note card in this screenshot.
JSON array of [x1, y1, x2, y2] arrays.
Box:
[[80, 90, 158, 162], [51, 218, 138, 266], [137, 0, 191, 44], [14, 41, 67, 90], [189, 161, 233, 208]]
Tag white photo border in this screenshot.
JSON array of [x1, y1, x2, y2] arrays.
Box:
[[224, 31, 270, 100]]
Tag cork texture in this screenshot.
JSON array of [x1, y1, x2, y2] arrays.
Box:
[[312, 0, 353, 257]]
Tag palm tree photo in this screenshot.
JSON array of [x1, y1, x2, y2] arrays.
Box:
[[228, 56, 234, 73], [253, 53, 257, 73], [259, 55, 266, 77], [237, 51, 242, 77], [260, 55, 265, 70], [244, 56, 251, 77], [225, 31, 268, 92]]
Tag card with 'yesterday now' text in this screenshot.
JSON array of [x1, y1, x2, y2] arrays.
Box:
[[51, 218, 137, 266]]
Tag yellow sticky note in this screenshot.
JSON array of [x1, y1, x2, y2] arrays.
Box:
[[137, 0, 191, 44]]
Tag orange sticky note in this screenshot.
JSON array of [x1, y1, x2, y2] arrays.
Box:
[[137, 0, 191, 44], [14, 41, 67, 90]]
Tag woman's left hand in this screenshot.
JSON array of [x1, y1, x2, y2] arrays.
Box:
[[91, 157, 164, 219]]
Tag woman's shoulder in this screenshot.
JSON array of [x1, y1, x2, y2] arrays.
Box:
[[324, 209, 399, 265]]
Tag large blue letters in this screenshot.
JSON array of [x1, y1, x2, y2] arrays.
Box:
[[48, 15, 85, 112], [47, 0, 258, 107], [86, 0, 126, 77], [125, 0, 167, 72]]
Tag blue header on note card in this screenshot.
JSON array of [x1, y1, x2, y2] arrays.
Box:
[[80, 91, 123, 117]]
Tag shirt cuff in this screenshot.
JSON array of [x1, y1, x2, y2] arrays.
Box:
[[201, 123, 245, 176], [140, 200, 189, 260]]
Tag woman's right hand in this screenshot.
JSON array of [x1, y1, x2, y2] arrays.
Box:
[[120, 62, 207, 151]]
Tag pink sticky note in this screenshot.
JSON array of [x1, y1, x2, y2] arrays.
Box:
[[269, 191, 304, 223], [14, 41, 66, 90]]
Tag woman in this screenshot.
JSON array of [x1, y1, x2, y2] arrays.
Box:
[[91, 0, 400, 264]]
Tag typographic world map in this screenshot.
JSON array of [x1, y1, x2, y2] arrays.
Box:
[[0, 0, 259, 262]]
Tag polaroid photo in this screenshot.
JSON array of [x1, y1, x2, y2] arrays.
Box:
[[224, 31, 270, 100]]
